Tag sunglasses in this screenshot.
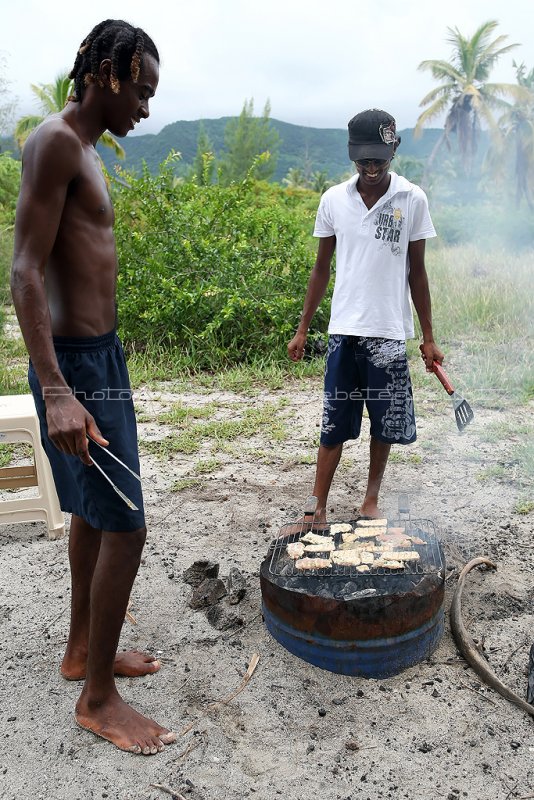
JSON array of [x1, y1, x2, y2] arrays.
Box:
[[355, 158, 389, 168]]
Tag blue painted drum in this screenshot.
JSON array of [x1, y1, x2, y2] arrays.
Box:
[[259, 523, 446, 678], [262, 601, 445, 678]]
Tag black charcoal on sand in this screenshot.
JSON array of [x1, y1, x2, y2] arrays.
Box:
[[205, 604, 244, 631], [226, 567, 247, 604], [188, 578, 227, 609], [183, 559, 220, 587]]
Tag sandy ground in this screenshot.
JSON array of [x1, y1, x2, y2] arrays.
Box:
[[0, 376, 532, 800]]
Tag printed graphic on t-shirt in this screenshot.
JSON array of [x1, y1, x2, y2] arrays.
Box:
[[373, 201, 404, 256]]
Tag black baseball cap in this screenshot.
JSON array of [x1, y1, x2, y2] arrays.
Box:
[[348, 109, 399, 162]]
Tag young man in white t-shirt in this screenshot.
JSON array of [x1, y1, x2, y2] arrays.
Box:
[[288, 108, 444, 521]]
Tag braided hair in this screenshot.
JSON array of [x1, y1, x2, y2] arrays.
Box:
[[69, 19, 159, 101]]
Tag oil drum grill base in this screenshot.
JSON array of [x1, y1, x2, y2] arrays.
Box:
[[262, 600, 444, 678], [260, 513, 445, 678]]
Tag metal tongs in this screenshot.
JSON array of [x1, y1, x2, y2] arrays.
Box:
[[87, 435, 141, 511]]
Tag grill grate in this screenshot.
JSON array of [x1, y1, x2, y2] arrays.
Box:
[[268, 518, 444, 579]]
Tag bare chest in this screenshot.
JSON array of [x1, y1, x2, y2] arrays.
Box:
[[64, 147, 114, 226]]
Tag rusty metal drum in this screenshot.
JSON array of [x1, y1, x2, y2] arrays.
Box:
[[260, 519, 445, 678]]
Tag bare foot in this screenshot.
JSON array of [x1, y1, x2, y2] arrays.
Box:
[[358, 501, 383, 519], [75, 692, 175, 755], [281, 514, 329, 537], [113, 651, 160, 678], [61, 649, 160, 681]]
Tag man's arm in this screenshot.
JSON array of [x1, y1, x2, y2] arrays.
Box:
[[287, 235, 336, 362], [11, 122, 106, 462], [408, 239, 444, 371]]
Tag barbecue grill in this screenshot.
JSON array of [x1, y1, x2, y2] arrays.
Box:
[[260, 497, 445, 678]]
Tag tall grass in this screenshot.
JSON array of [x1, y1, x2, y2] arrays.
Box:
[[416, 243, 534, 406], [0, 226, 13, 318], [126, 340, 323, 391], [0, 335, 28, 395], [427, 244, 532, 338]]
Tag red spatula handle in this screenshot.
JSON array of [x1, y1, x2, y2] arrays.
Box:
[[432, 361, 455, 395]]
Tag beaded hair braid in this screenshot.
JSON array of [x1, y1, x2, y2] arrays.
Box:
[[68, 19, 159, 100]]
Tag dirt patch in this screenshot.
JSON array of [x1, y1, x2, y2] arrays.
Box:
[[0, 378, 532, 800]]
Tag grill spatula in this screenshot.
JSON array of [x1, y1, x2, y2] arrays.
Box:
[[432, 361, 474, 432]]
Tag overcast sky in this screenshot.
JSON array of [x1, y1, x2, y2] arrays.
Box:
[[1, 0, 532, 135]]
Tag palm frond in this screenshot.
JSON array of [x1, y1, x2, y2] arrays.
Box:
[[52, 74, 74, 110], [14, 115, 44, 149], [445, 25, 468, 50], [16, 72, 124, 158], [30, 73, 73, 115], [29, 83, 58, 115], [481, 34, 514, 55], [414, 96, 451, 135], [475, 44, 521, 81], [466, 20, 500, 51], [100, 132, 125, 159], [483, 83, 533, 103], [419, 83, 456, 107], [470, 96, 499, 132], [418, 59, 464, 84]]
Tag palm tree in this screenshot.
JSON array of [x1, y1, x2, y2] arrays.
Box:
[[489, 62, 534, 208], [415, 21, 524, 177], [391, 155, 425, 185], [14, 73, 125, 157], [282, 167, 308, 189], [310, 171, 331, 194]]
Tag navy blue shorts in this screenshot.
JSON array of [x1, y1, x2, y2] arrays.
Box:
[[29, 330, 145, 532], [321, 335, 417, 446]]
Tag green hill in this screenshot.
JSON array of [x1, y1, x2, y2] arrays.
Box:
[[2, 117, 483, 185], [96, 118, 445, 182]]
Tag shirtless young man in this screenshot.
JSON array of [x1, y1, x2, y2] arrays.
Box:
[[11, 20, 175, 755], [288, 109, 444, 522]]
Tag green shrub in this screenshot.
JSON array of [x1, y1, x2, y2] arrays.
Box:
[[0, 152, 20, 218], [0, 153, 21, 310], [113, 157, 328, 367]]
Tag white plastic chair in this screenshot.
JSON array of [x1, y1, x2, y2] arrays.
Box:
[[0, 394, 65, 540]]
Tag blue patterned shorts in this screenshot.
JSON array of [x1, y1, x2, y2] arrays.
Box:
[[320, 335, 416, 446]]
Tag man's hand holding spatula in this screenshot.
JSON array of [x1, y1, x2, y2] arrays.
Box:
[[419, 341, 445, 372]]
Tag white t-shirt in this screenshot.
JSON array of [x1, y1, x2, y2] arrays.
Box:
[[314, 172, 436, 339]]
